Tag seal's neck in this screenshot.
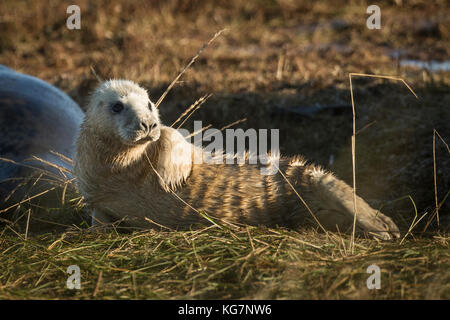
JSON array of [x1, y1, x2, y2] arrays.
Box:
[[76, 124, 192, 191], [101, 135, 152, 170]]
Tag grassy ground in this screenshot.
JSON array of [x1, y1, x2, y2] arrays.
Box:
[[0, 0, 449, 299], [0, 226, 448, 299]]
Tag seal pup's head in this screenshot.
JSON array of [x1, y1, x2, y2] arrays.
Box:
[[86, 80, 160, 146]]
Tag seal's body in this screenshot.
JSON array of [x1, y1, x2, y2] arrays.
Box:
[[0, 66, 83, 207], [75, 80, 400, 240]]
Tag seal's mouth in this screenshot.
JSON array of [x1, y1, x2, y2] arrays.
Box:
[[122, 127, 161, 145], [136, 134, 158, 144]]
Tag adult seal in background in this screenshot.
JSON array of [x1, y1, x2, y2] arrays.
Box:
[[0, 65, 84, 208]]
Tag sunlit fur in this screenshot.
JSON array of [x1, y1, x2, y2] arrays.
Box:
[[74, 80, 400, 240], [85, 80, 160, 146]]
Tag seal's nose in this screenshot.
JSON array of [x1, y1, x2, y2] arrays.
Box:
[[139, 121, 149, 132], [138, 118, 158, 134]]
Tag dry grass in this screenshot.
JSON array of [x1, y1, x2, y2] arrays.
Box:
[[0, 0, 449, 299], [1, 224, 449, 299]]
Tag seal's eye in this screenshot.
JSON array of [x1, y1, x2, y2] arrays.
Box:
[[111, 101, 124, 113], [148, 101, 154, 110]]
